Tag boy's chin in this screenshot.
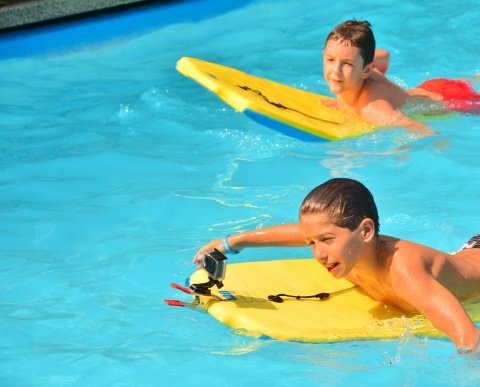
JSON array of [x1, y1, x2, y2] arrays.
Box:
[[328, 84, 343, 95]]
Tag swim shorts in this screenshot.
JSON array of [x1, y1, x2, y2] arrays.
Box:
[[460, 234, 480, 250], [416, 78, 480, 113]]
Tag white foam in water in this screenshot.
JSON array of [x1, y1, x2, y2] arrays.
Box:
[[1, 0, 480, 385]]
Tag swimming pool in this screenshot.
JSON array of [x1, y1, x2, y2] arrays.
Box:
[[1, 0, 480, 385]]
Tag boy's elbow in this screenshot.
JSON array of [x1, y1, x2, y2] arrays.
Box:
[[455, 327, 480, 354], [391, 114, 433, 137]]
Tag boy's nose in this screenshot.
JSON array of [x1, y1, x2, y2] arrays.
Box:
[[331, 61, 341, 74], [313, 247, 328, 262]]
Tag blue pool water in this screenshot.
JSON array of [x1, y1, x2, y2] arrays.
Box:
[[1, 0, 480, 385]]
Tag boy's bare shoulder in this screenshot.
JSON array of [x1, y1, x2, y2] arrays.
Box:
[[356, 74, 409, 120], [383, 237, 436, 271], [366, 73, 409, 101]]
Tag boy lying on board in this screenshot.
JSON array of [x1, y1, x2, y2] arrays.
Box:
[[320, 20, 480, 136], [193, 178, 480, 354]]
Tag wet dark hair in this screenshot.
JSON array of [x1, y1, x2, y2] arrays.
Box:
[[325, 20, 376, 66], [299, 178, 380, 235]]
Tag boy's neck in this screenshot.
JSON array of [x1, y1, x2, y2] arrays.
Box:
[[349, 237, 385, 281], [337, 80, 366, 110]]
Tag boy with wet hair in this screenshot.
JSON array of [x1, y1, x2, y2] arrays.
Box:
[[329, 21, 390, 75], [194, 178, 480, 354], [321, 20, 480, 135], [326, 20, 376, 66], [299, 176, 380, 235]]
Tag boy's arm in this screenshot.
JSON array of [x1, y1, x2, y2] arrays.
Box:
[[391, 257, 480, 353], [408, 87, 443, 101], [361, 99, 434, 137], [374, 48, 390, 74], [192, 224, 306, 268]]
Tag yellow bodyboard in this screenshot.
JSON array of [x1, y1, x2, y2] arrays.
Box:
[[177, 57, 374, 142], [189, 259, 480, 342]]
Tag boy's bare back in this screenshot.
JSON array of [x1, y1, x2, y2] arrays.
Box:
[[349, 236, 480, 311]]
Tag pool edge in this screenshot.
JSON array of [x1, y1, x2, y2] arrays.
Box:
[[0, 0, 175, 31]]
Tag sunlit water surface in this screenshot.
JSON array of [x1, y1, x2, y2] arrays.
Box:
[[1, 0, 480, 385]]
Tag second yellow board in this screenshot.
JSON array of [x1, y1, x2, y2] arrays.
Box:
[[177, 57, 374, 142]]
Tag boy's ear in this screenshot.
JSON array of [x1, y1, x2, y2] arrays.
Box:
[[361, 62, 375, 79], [360, 218, 376, 241]]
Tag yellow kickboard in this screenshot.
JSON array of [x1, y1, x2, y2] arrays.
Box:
[[189, 259, 480, 342], [177, 57, 374, 142]]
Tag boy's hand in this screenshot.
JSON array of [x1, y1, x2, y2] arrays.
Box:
[[192, 239, 224, 269], [319, 98, 340, 109]]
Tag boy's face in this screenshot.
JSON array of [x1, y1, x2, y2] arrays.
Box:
[[323, 38, 370, 96], [300, 211, 365, 278]]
